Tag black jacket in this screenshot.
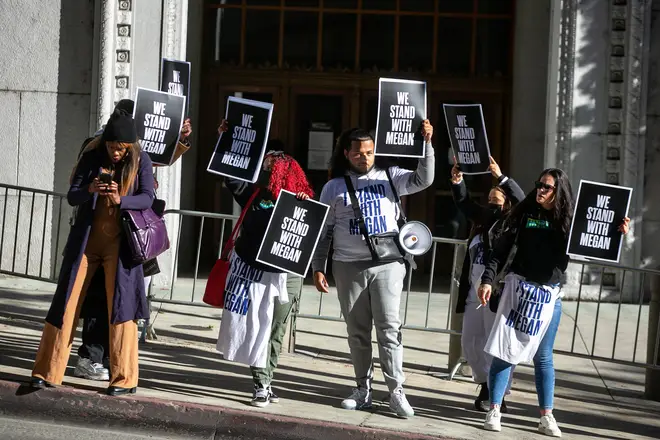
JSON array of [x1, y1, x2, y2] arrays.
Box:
[[224, 178, 284, 273], [453, 175, 526, 313], [481, 202, 569, 287]]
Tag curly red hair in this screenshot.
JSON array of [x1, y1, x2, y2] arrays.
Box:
[[266, 153, 314, 199]]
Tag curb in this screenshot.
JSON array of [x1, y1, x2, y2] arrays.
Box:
[[0, 379, 449, 440]]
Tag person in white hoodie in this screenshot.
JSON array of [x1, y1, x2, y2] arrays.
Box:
[[312, 122, 435, 418]]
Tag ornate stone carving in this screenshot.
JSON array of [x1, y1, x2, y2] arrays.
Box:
[[555, 0, 578, 170], [117, 24, 130, 38], [116, 50, 129, 63], [97, 0, 118, 130]]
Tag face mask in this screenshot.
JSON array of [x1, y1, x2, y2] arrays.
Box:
[[488, 203, 503, 215]]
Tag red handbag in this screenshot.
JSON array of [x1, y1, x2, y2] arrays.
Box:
[[203, 188, 260, 307]]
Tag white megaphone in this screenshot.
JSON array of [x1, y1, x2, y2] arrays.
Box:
[[398, 221, 433, 256]]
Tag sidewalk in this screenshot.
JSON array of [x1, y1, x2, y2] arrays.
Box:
[[1, 279, 660, 439]]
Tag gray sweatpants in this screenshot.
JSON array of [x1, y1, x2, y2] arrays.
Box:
[[332, 259, 407, 392]]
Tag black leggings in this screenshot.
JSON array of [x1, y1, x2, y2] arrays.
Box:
[[77, 268, 110, 364]]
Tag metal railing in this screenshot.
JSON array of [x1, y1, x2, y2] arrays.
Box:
[[0, 183, 67, 284], [1, 182, 659, 375]]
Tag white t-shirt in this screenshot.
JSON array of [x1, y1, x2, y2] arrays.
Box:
[[216, 251, 287, 368], [467, 235, 486, 304], [484, 273, 560, 365]]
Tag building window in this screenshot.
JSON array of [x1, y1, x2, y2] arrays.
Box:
[[206, 0, 514, 77], [283, 11, 318, 69], [245, 10, 280, 67], [360, 14, 395, 72]]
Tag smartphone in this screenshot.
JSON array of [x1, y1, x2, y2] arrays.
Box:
[[99, 172, 112, 185]]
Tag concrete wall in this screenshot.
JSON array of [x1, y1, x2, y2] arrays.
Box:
[[508, 0, 556, 193], [0, 0, 94, 278], [643, 1, 660, 273]]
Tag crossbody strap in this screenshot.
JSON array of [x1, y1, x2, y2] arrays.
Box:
[[343, 175, 378, 260], [220, 187, 261, 259], [385, 167, 406, 228]]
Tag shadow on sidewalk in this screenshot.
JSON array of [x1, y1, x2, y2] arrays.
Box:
[[2, 287, 660, 439], [2, 317, 660, 440]]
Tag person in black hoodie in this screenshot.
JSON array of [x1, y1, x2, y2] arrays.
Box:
[[477, 168, 629, 437], [451, 156, 525, 412], [216, 121, 314, 408]]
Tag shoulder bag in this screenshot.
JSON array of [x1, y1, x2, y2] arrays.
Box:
[[203, 188, 261, 307], [343, 168, 406, 263]]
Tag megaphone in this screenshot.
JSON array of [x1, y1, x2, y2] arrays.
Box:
[[398, 221, 433, 256]]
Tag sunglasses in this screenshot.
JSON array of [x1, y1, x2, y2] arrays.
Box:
[[535, 181, 555, 191]]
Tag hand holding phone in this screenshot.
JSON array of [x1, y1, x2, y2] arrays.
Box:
[[99, 172, 112, 185]]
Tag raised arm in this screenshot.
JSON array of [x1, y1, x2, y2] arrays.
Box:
[[450, 174, 488, 224], [388, 120, 435, 196], [224, 177, 258, 208]]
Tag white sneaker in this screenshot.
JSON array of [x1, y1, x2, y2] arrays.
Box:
[[73, 357, 110, 381], [484, 407, 502, 432], [341, 387, 372, 410], [389, 388, 414, 418], [539, 414, 562, 437]]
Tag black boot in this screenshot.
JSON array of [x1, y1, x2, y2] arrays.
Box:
[[29, 377, 53, 389], [107, 386, 136, 396], [474, 382, 489, 412]]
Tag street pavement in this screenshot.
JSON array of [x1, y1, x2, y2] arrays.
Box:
[[1, 276, 660, 439]]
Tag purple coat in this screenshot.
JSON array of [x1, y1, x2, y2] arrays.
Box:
[[46, 148, 155, 328]]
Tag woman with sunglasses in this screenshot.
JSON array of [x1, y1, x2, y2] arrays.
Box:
[[451, 156, 525, 412], [215, 121, 314, 408], [477, 169, 630, 436]]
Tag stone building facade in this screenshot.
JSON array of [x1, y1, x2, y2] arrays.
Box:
[[0, 0, 658, 298]]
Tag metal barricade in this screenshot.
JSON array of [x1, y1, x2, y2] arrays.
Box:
[[0, 182, 658, 376], [294, 236, 467, 336], [0, 183, 67, 283]]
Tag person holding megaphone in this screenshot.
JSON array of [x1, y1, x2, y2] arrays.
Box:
[[312, 121, 435, 419], [450, 155, 525, 412]]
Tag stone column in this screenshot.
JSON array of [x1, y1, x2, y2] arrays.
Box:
[[554, 0, 651, 301], [153, 0, 189, 289]]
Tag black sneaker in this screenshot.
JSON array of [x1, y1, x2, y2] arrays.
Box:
[[501, 398, 508, 414], [251, 386, 270, 408], [474, 383, 489, 412]]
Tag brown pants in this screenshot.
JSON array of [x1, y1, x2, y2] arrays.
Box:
[[32, 232, 138, 388]]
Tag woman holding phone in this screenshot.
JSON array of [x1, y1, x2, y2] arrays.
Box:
[[30, 109, 154, 396], [477, 168, 630, 436]]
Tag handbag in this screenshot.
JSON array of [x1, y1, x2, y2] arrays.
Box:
[[203, 188, 261, 307], [122, 207, 170, 265], [140, 198, 166, 276], [343, 168, 406, 263]]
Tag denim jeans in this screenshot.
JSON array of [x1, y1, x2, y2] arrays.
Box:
[[489, 298, 562, 409]]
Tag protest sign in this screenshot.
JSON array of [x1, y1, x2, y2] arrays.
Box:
[[256, 190, 330, 277], [133, 87, 186, 166], [442, 104, 491, 175], [207, 97, 273, 182], [567, 180, 632, 263], [160, 58, 191, 115], [375, 78, 427, 158]]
